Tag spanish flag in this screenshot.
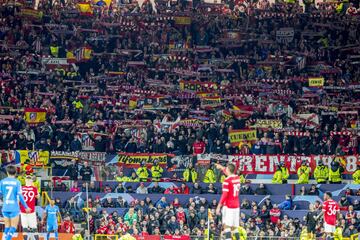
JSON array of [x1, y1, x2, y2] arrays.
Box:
[[129, 97, 137, 110], [77, 2, 93, 16], [24, 108, 46, 124]]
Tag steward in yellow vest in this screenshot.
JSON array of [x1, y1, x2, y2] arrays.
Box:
[[314, 161, 329, 183]]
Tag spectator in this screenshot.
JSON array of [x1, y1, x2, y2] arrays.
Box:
[[149, 182, 165, 194], [61, 215, 75, 234], [270, 204, 281, 224], [115, 197, 128, 208], [278, 195, 293, 210], [136, 183, 148, 194], [124, 208, 138, 226], [197, 206, 207, 221], [307, 185, 320, 196], [190, 182, 203, 194], [103, 184, 112, 193], [240, 184, 254, 195], [115, 183, 127, 193], [102, 197, 116, 208], [206, 183, 217, 194], [254, 184, 269, 195], [79, 162, 93, 181], [193, 138, 205, 154], [70, 182, 80, 192], [67, 160, 79, 181], [339, 196, 350, 208], [156, 197, 168, 209], [259, 205, 270, 222], [89, 182, 99, 192], [178, 183, 190, 194]]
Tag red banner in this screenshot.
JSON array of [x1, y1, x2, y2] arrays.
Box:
[[163, 236, 191, 240], [135, 235, 161, 240], [228, 155, 359, 174]]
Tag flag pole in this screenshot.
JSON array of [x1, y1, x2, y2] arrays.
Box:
[[86, 182, 90, 236]]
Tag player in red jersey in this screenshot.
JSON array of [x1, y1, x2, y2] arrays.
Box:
[[20, 175, 40, 240], [318, 191, 340, 240], [216, 163, 241, 240]]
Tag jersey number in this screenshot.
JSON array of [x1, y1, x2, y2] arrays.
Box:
[[327, 205, 338, 216], [5, 186, 13, 201], [23, 190, 35, 202], [233, 183, 241, 197]]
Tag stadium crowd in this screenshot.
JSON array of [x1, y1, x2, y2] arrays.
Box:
[[50, 182, 360, 239], [0, 0, 360, 239], [0, 0, 359, 157]]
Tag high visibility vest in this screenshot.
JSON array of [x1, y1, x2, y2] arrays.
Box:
[[116, 176, 130, 182], [136, 167, 149, 181], [272, 170, 283, 184], [297, 166, 310, 184], [281, 167, 289, 180], [151, 165, 163, 180], [314, 166, 329, 183], [329, 168, 341, 183], [183, 169, 198, 183], [353, 169, 360, 184], [54, 68, 66, 76], [50, 46, 59, 57], [334, 227, 343, 240], [66, 51, 76, 62], [203, 169, 216, 183]]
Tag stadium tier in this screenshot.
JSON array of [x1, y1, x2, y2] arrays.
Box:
[[0, 0, 360, 239]]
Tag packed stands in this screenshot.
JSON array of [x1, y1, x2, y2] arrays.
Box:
[[0, 0, 360, 239]]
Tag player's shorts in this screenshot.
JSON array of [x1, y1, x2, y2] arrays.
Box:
[[222, 206, 240, 227], [21, 212, 37, 229], [47, 223, 58, 232], [324, 222, 336, 233], [2, 210, 20, 219]]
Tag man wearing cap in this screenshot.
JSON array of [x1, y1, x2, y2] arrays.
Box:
[[297, 160, 311, 184]]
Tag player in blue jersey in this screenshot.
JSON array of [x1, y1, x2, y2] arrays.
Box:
[[0, 165, 31, 240], [42, 199, 61, 240]]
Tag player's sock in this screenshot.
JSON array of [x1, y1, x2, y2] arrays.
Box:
[[6, 227, 16, 240], [46, 232, 51, 240], [54, 231, 59, 240], [4, 227, 10, 240]]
